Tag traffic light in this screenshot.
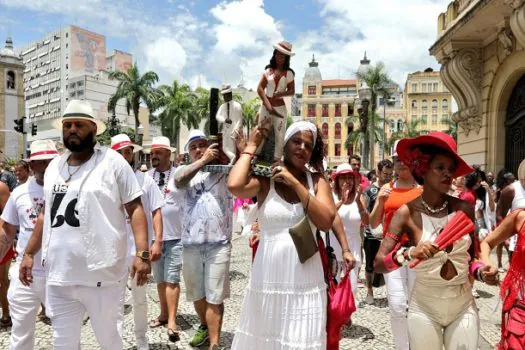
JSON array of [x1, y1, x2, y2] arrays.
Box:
[[31, 123, 37, 136], [14, 117, 25, 134]]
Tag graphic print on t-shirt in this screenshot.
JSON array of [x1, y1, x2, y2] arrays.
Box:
[[50, 183, 79, 228], [27, 195, 44, 226]]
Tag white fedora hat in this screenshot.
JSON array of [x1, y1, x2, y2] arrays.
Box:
[[273, 40, 295, 56], [221, 84, 232, 94], [184, 129, 208, 152], [111, 134, 142, 153], [29, 139, 59, 161], [151, 136, 176, 152], [52, 100, 107, 135]]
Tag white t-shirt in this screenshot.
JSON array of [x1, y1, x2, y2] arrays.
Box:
[[126, 171, 164, 257], [43, 146, 142, 286], [1, 178, 45, 276], [176, 167, 233, 245], [147, 167, 184, 241]]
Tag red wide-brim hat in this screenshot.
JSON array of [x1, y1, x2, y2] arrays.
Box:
[[396, 132, 473, 178], [331, 163, 360, 180]]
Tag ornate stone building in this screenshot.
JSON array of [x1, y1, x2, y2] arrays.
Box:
[[0, 37, 24, 158], [430, 0, 525, 174]]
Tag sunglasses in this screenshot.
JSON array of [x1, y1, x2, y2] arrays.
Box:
[[158, 172, 166, 187]]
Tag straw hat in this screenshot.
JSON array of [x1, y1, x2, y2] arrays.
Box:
[[28, 140, 59, 161], [273, 40, 295, 56], [111, 134, 142, 153], [52, 100, 106, 135], [150, 136, 176, 153]]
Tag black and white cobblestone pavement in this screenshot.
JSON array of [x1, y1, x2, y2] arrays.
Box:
[[0, 235, 505, 349]]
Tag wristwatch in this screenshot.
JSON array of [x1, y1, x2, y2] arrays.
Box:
[[395, 247, 407, 265], [135, 250, 151, 261]]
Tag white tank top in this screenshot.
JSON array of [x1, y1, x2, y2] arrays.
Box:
[[511, 181, 525, 210]]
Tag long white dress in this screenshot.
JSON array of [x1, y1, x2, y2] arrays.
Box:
[[232, 173, 327, 350]]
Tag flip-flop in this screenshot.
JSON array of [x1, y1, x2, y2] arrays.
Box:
[[149, 318, 168, 328], [167, 328, 180, 342]]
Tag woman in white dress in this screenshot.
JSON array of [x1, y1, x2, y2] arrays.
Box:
[[228, 121, 354, 349], [328, 163, 368, 296]]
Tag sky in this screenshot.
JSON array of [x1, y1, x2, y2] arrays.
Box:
[[0, 0, 451, 90]]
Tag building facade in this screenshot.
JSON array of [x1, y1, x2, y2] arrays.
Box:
[[430, 0, 525, 174], [19, 25, 134, 141], [403, 69, 453, 134], [0, 37, 24, 158], [301, 56, 356, 167]]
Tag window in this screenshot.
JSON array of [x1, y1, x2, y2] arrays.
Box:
[[335, 123, 341, 139], [69, 82, 76, 89], [432, 114, 438, 124], [307, 104, 315, 117], [432, 99, 438, 110], [421, 115, 428, 124], [442, 99, 448, 110], [77, 90, 84, 96], [322, 123, 329, 139], [322, 104, 329, 117], [412, 83, 417, 93], [77, 81, 84, 87], [442, 113, 449, 120], [397, 119, 404, 131], [335, 144, 341, 157], [422, 100, 428, 111], [422, 83, 427, 92], [389, 119, 395, 133], [6, 71, 15, 89], [308, 85, 316, 95], [411, 100, 417, 109], [411, 114, 417, 122], [335, 104, 341, 117], [433, 83, 439, 92], [66, 32, 68, 38]]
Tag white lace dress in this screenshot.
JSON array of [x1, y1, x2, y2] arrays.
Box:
[[232, 174, 327, 349]]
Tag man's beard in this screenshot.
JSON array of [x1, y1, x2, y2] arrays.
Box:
[[64, 131, 95, 152]]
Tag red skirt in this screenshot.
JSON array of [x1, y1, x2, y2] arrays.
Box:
[[500, 301, 525, 350]]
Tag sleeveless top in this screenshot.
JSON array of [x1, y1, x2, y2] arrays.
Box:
[[264, 68, 294, 100], [511, 181, 525, 210], [413, 211, 471, 287], [382, 183, 422, 238]]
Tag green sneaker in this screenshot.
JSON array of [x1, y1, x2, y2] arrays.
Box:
[[189, 325, 209, 347]]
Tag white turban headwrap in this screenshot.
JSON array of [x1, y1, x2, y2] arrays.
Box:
[[284, 121, 317, 147]]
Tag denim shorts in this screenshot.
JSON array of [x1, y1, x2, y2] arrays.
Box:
[[182, 243, 231, 305], [152, 239, 182, 284]]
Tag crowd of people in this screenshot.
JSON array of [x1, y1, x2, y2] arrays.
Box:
[[0, 41, 523, 350]]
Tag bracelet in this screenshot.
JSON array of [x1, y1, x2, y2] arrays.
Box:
[[241, 151, 255, 159], [23, 252, 34, 258], [385, 231, 400, 242], [342, 249, 351, 254], [384, 250, 401, 272], [407, 246, 415, 261]]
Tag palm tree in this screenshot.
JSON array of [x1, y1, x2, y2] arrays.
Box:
[[383, 119, 430, 157], [345, 112, 384, 157], [242, 97, 261, 138], [107, 63, 159, 140], [156, 81, 198, 149], [441, 117, 458, 141], [356, 62, 392, 168]]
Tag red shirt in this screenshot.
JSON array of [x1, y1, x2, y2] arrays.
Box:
[[459, 190, 476, 206]]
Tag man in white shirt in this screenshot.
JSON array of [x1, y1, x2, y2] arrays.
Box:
[[175, 130, 233, 350], [216, 84, 243, 164], [18, 100, 150, 350], [0, 140, 57, 350], [146, 136, 184, 342], [112, 134, 164, 350]]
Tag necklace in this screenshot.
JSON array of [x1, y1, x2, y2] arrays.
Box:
[[154, 168, 172, 198], [64, 154, 92, 183], [421, 197, 448, 214]]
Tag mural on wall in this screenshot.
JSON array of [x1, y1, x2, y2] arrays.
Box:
[[114, 51, 132, 73], [70, 26, 106, 74]]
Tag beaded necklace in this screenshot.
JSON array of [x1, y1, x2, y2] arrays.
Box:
[[154, 168, 172, 198]]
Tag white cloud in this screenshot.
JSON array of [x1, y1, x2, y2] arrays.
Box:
[[143, 38, 187, 80]]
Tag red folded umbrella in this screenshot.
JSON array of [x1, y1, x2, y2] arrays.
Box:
[[410, 211, 474, 268]]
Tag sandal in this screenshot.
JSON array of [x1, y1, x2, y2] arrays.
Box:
[[149, 318, 168, 328], [0, 317, 12, 327], [167, 328, 180, 342]]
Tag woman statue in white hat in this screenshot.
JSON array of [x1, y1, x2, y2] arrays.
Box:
[[256, 40, 296, 164]]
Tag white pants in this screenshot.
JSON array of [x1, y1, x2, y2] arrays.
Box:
[[256, 104, 288, 160], [122, 260, 148, 340], [7, 264, 46, 350], [384, 266, 415, 350], [408, 282, 479, 349], [46, 282, 125, 350]]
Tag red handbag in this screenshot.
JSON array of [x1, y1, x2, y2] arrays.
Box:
[[317, 232, 356, 350]]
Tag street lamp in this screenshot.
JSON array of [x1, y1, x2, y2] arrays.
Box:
[[358, 84, 372, 169], [136, 123, 144, 166]]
